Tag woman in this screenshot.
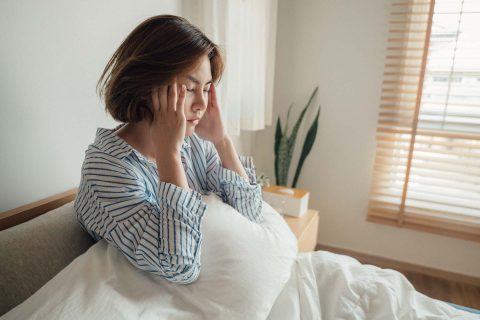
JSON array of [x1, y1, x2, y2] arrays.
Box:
[[74, 15, 263, 285]]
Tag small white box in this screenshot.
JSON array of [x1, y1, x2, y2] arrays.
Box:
[[262, 185, 310, 217]]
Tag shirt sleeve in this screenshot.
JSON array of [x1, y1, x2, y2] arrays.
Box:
[[203, 140, 264, 223], [74, 166, 206, 285]]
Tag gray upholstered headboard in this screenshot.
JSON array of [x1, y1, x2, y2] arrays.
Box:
[[0, 200, 95, 315]]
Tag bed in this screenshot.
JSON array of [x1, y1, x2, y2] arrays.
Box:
[[1, 189, 478, 319]]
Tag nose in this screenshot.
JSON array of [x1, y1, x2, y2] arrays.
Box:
[[191, 92, 208, 113]]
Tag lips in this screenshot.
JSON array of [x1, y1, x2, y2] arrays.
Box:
[[187, 118, 199, 125]]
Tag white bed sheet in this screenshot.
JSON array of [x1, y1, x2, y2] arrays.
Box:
[[2, 195, 298, 320], [2, 193, 478, 320], [267, 251, 478, 320], [3, 244, 478, 319]]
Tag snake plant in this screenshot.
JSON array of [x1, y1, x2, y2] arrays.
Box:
[[274, 86, 321, 188]]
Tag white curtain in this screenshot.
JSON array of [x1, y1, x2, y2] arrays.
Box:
[[182, 0, 277, 136]]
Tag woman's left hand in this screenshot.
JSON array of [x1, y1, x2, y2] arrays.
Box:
[[195, 83, 228, 145]]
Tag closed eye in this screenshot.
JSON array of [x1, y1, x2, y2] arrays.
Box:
[[186, 88, 210, 93]]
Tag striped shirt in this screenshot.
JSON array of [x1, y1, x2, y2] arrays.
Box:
[[74, 123, 263, 284]]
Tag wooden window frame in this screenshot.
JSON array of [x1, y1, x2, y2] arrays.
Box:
[[367, 0, 480, 242]]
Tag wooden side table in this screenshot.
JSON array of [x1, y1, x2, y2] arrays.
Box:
[[283, 209, 319, 252]]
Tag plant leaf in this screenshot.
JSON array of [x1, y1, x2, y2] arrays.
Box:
[[274, 117, 282, 184], [277, 136, 290, 186], [274, 116, 282, 156], [287, 86, 318, 151], [284, 103, 294, 136], [292, 104, 321, 188]]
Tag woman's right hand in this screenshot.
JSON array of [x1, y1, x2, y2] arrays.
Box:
[[149, 79, 187, 157]]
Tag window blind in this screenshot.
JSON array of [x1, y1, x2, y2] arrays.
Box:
[[367, 0, 480, 241]]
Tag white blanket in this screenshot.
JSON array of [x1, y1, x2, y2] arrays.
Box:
[[2, 195, 478, 319], [268, 251, 478, 320], [3, 244, 477, 319], [2, 195, 298, 320]]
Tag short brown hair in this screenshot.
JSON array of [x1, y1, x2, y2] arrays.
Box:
[[97, 15, 225, 123]]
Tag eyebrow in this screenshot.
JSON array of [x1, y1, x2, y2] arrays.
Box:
[[187, 75, 213, 85]]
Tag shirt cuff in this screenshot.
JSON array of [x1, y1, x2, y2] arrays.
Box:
[[157, 181, 207, 228], [237, 155, 257, 185], [218, 165, 259, 190]]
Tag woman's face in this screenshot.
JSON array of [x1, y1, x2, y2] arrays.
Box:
[[178, 55, 212, 137]]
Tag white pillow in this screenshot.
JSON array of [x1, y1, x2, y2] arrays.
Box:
[[3, 193, 298, 320]]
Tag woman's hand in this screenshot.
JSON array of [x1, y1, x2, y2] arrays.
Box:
[[195, 84, 228, 145], [149, 79, 187, 157]]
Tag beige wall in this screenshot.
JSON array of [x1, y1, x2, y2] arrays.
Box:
[[251, 0, 480, 277], [0, 0, 182, 211], [2, 0, 478, 279]]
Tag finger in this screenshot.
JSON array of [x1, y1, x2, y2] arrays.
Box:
[[176, 84, 186, 116], [159, 85, 168, 115], [209, 84, 217, 109], [168, 79, 178, 112], [151, 87, 160, 113]]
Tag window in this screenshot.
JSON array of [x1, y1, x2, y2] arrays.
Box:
[[367, 0, 480, 241]]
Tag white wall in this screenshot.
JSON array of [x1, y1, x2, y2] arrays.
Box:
[[253, 0, 480, 277], [0, 0, 183, 211]]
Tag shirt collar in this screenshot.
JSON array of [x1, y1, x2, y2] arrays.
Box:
[[93, 123, 191, 160]]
